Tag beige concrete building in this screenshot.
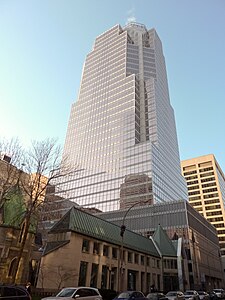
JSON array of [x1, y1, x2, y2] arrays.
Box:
[[181, 154, 225, 273], [98, 200, 224, 290], [37, 207, 189, 293]]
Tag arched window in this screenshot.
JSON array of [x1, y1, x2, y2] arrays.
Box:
[[8, 257, 17, 277], [19, 222, 25, 243]]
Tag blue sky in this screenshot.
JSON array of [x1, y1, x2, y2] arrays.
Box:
[[0, 0, 225, 171]]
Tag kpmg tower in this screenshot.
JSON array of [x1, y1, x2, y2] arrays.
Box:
[[59, 23, 188, 211]]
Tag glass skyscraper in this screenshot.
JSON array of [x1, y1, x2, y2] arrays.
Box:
[[58, 22, 188, 212]]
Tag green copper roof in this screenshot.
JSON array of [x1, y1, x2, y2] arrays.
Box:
[[49, 207, 160, 257], [152, 224, 177, 257], [44, 240, 70, 255]]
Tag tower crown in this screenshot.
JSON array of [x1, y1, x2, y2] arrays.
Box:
[[124, 22, 147, 32]]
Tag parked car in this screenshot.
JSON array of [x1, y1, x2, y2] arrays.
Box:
[[184, 290, 200, 300], [165, 291, 185, 300], [113, 291, 148, 300], [146, 292, 168, 300], [197, 291, 210, 300], [208, 291, 218, 300], [212, 290, 225, 299], [0, 285, 31, 300], [41, 287, 103, 300]]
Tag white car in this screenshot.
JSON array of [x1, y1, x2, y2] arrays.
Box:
[[165, 291, 185, 300], [197, 291, 209, 300], [184, 290, 199, 300], [41, 287, 103, 300], [212, 289, 225, 299]]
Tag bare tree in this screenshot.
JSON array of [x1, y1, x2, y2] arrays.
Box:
[[37, 264, 78, 290], [0, 137, 24, 222], [52, 265, 78, 290], [5, 138, 70, 284]]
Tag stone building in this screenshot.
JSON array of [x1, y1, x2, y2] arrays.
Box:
[[97, 200, 224, 290], [0, 223, 34, 284], [0, 157, 41, 284], [37, 206, 185, 293]]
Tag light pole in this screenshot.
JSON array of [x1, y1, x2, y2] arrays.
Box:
[[118, 200, 148, 292]]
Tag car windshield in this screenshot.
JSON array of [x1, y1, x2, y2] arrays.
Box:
[[57, 288, 77, 297], [147, 295, 158, 300], [117, 292, 132, 299], [166, 292, 177, 296], [184, 292, 194, 295]]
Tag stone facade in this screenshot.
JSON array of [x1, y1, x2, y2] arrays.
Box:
[[36, 207, 188, 293], [0, 224, 34, 284]]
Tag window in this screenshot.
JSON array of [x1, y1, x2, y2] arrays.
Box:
[[204, 193, 219, 199], [183, 170, 197, 176], [204, 198, 219, 204], [112, 247, 118, 259], [90, 264, 98, 287], [188, 185, 199, 190], [217, 230, 225, 234], [152, 258, 155, 268], [201, 177, 215, 183], [77, 288, 99, 297], [8, 257, 17, 277], [214, 223, 225, 228], [135, 253, 139, 264], [203, 188, 217, 193], [191, 201, 201, 206], [200, 172, 214, 178], [199, 167, 213, 172], [2, 287, 17, 297], [82, 239, 89, 252], [103, 245, 109, 257], [202, 182, 216, 188], [141, 255, 145, 265], [207, 217, 223, 222], [188, 263, 193, 272], [101, 265, 108, 289], [185, 249, 191, 260], [19, 222, 25, 243], [187, 180, 199, 185], [157, 260, 160, 268], [205, 205, 221, 210], [185, 175, 198, 181], [79, 261, 88, 286], [189, 196, 201, 200], [188, 191, 200, 196], [128, 252, 132, 263], [93, 242, 100, 255], [206, 211, 222, 216]]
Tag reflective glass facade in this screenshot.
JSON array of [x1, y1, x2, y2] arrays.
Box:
[[57, 23, 188, 211]]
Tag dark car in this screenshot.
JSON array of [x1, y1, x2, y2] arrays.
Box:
[[114, 291, 148, 300], [0, 285, 31, 300], [146, 292, 168, 300]]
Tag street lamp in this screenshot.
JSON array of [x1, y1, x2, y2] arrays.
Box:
[[118, 200, 148, 292]]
